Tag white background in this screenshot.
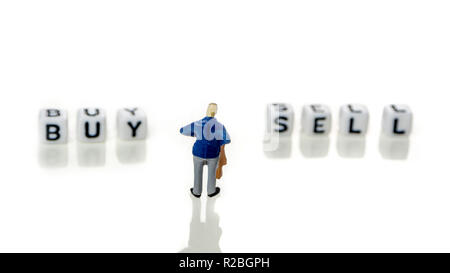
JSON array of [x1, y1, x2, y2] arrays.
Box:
[[0, 1, 449, 252]]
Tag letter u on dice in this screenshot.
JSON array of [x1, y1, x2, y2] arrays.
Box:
[[77, 108, 107, 143]]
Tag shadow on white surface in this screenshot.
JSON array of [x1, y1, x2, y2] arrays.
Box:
[[263, 135, 292, 159], [116, 140, 147, 164], [38, 144, 68, 168], [180, 196, 222, 253], [337, 134, 366, 158], [379, 134, 410, 160], [77, 143, 106, 167], [300, 133, 330, 158]]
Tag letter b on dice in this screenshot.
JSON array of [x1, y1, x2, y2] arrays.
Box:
[[117, 108, 147, 140], [266, 103, 294, 137], [39, 109, 68, 144]]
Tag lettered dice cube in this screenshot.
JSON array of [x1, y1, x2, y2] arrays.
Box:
[[266, 103, 294, 136], [39, 109, 68, 144], [339, 104, 369, 136], [301, 104, 332, 135], [117, 108, 148, 140], [77, 108, 107, 143], [382, 105, 413, 137]]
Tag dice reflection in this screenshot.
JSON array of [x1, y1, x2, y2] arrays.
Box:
[[38, 144, 68, 168], [77, 142, 106, 167], [337, 134, 366, 158], [116, 140, 147, 164], [263, 135, 292, 159], [379, 134, 410, 160], [299, 133, 330, 158]]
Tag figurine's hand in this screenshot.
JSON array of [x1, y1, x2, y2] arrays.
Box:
[[216, 145, 227, 179], [219, 154, 227, 166], [216, 166, 223, 179]]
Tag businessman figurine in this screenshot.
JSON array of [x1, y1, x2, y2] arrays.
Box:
[[180, 103, 231, 198]]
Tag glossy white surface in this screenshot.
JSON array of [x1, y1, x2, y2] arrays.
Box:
[[0, 1, 450, 253]]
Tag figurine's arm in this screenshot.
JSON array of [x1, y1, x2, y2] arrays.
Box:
[[216, 145, 227, 179], [216, 126, 230, 179], [219, 145, 227, 165], [180, 122, 195, 137]]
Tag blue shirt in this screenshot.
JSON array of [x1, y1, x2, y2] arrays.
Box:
[[180, 117, 231, 159]]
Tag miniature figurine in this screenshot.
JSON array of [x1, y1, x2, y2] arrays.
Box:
[[180, 103, 231, 198]]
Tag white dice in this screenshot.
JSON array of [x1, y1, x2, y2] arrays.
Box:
[[339, 104, 369, 136], [266, 103, 294, 136], [39, 109, 68, 144], [382, 104, 413, 137], [117, 108, 148, 140], [301, 104, 332, 135], [77, 108, 107, 143]]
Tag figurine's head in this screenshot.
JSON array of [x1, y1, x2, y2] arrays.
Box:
[[206, 103, 218, 117]]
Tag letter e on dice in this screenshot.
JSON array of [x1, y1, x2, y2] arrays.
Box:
[[301, 104, 332, 135]]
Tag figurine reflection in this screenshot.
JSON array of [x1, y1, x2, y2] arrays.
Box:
[[180, 196, 222, 253]]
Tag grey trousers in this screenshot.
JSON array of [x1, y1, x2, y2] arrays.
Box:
[[193, 156, 219, 196]]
